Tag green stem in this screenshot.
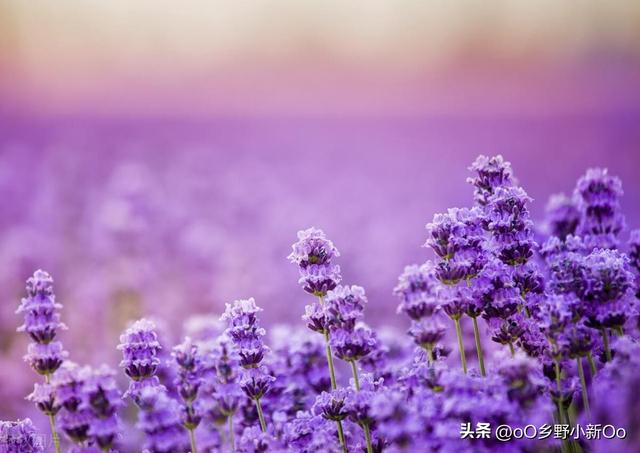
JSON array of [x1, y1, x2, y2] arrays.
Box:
[[323, 330, 339, 389], [587, 351, 597, 376], [350, 361, 360, 391], [318, 297, 347, 453], [44, 374, 62, 453], [553, 358, 575, 453], [186, 401, 198, 453], [255, 398, 267, 432], [188, 427, 198, 453], [471, 317, 486, 377], [319, 297, 339, 390], [425, 345, 434, 365], [48, 414, 61, 453], [453, 318, 467, 374], [601, 329, 612, 362], [336, 420, 347, 453], [554, 358, 566, 424], [363, 423, 374, 453], [350, 361, 373, 453], [228, 415, 236, 453], [576, 357, 590, 417], [508, 341, 515, 357]]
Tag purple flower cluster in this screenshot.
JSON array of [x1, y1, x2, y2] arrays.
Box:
[[4, 155, 640, 453], [137, 386, 190, 452], [118, 318, 162, 400], [221, 298, 275, 433], [17, 270, 68, 377], [0, 419, 44, 453], [288, 227, 341, 297], [394, 263, 445, 361], [575, 168, 626, 249]]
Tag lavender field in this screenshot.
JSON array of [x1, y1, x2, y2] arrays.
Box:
[[2, 1, 640, 451], [1, 115, 640, 452]]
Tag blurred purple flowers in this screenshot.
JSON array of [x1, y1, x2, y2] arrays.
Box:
[[3, 154, 640, 453]]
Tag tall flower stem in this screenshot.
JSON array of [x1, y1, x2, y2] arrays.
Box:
[[44, 374, 62, 453], [336, 421, 347, 453], [188, 427, 198, 453], [323, 330, 338, 390], [587, 352, 597, 376], [186, 402, 198, 453], [362, 424, 374, 453], [553, 359, 567, 423], [255, 398, 267, 432], [453, 318, 467, 374], [47, 413, 61, 453], [576, 358, 590, 417], [349, 361, 374, 453], [553, 358, 576, 453], [228, 416, 236, 453], [508, 342, 515, 357], [601, 329, 612, 362], [318, 297, 348, 453], [319, 297, 339, 390], [471, 317, 486, 377], [350, 361, 360, 391], [425, 345, 434, 365]]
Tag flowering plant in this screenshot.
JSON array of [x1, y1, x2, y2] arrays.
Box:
[[4, 155, 639, 453]]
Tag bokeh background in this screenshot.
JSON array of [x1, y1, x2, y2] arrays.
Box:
[[1, 0, 640, 422]]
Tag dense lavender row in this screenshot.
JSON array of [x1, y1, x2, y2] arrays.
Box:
[[2, 155, 639, 452]]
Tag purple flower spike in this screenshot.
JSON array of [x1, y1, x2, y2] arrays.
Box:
[[172, 337, 203, 431], [137, 387, 190, 453], [17, 270, 68, 376], [53, 362, 94, 445], [467, 154, 514, 205], [297, 264, 342, 297], [221, 297, 274, 434], [544, 193, 580, 240], [302, 299, 329, 333], [394, 263, 440, 320], [238, 425, 281, 453], [574, 168, 626, 249], [408, 319, 446, 350], [288, 227, 340, 268], [82, 365, 122, 451], [26, 383, 60, 416], [313, 389, 349, 422], [581, 249, 635, 329], [0, 419, 44, 453], [24, 342, 68, 376], [290, 228, 342, 297], [118, 318, 162, 401], [330, 324, 376, 362], [425, 208, 486, 283], [325, 285, 367, 330]]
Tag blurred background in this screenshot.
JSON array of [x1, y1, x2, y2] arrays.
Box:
[[1, 0, 640, 420]]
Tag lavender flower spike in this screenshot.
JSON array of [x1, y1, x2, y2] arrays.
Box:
[[17, 270, 66, 453], [574, 168, 626, 249], [221, 298, 274, 433], [289, 227, 342, 297], [172, 337, 203, 453], [291, 228, 348, 453], [467, 154, 514, 205], [82, 365, 122, 452], [137, 386, 190, 453], [118, 318, 162, 402], [0, 419, 44, 452]]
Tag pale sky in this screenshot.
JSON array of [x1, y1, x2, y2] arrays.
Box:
[[1, 0, 639, 116]]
